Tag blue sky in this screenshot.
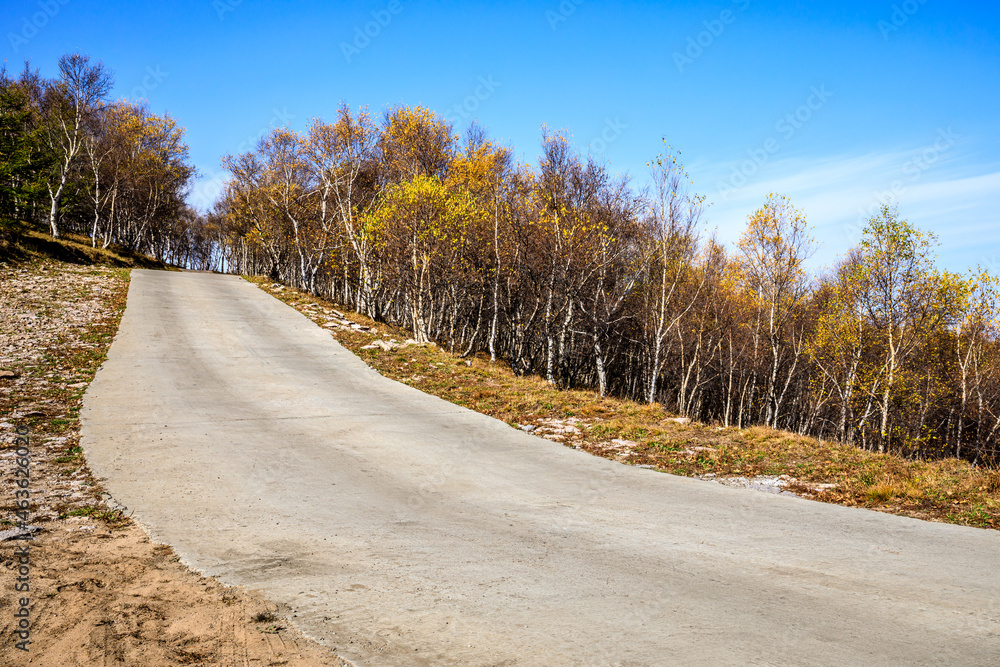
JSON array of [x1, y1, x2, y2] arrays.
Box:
[[4, 0, 999, 273]]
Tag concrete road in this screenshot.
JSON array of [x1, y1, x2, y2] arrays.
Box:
[[82, 270, 1000, 666]]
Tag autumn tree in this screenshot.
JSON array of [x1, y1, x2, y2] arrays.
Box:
[[849, 205, 964, 452], [807, 252, 868, 442], [378, 105, 455, 183], [207, 111, 1000, 467], [951, 269, 1000, 461], [221, 148, 290, 281], [577, 172, 643, 396], [302, 105, 379, 312], [38, 54, 113, 238], [643, 149, 704, 405], [738, 193, 815, 427], [374, 175, 474, 342], [445, 124, 513, 357]]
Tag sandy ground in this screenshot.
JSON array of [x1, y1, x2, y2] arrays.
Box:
[[1, 520, 347, 666], [0, 261, 346, 666]]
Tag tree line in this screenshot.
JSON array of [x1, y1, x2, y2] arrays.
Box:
[[205, 104, 1000, 466], [0, 53, 197, 263], [5, 62, 996, 467]]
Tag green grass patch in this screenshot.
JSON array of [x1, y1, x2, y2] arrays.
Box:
[[58, 506, 129, 525]]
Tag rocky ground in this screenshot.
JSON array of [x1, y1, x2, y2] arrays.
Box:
[[0, 262, 346, 666]]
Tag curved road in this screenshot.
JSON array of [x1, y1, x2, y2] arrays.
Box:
[[81, 270, 1000, 666]]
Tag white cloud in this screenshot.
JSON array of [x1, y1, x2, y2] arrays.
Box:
[[187, 167, 229, 213], [691, 143, 1000, 273]]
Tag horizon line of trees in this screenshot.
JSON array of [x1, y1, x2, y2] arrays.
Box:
[[4, 59, 997, 468], [200, 103, 1000, 468], [0, 53, 198, 263]]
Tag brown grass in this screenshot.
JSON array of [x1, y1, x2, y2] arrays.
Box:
[[0, 221, 171, 269], [248, 277, 1000, 531]]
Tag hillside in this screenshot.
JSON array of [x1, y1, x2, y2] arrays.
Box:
[[250, 277, 1000, 531], [0, 222, 170, 269]]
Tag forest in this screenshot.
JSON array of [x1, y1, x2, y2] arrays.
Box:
[[3, 55, 998, 467], [0, 54, 198, 262]]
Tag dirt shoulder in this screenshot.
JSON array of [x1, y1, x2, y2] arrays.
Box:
[[0, 261, 346, 666]]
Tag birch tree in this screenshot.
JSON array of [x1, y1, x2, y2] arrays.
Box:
[[39, 54, 112, 238], [850, 205, 962, 453], [738, 194, 815, 427]]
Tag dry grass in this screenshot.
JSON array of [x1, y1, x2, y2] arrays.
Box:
[[1, 221, 171, 269], [249, 277, 1000, 531]]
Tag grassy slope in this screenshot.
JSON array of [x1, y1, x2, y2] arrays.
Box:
[[0, 221, 170, 269], [248, 277, 1000, 531]]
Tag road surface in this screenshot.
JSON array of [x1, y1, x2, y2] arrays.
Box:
[[81, 270, 1000, 665]]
